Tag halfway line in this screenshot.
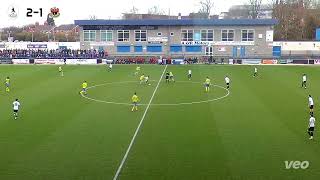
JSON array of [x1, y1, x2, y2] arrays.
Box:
[[113, 65, 168, 180]]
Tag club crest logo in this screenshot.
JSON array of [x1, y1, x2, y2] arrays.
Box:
[[8, 5, 18, 18], [49, 7, 60, 18]]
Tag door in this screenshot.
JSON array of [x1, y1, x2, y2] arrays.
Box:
[[240, 46, 246, 57], [232, 46, 238, 57], [205, 46, 213, 56]]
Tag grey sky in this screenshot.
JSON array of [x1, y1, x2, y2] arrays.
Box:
[[0, 0, 259, 28]]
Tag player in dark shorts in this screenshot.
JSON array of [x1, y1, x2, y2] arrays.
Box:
[[308, 115, 315, 140], [309, 95, 314, 115], [188, 70, 192, 80], [165, 72, 170, 83], [310, 105, 314, 110]]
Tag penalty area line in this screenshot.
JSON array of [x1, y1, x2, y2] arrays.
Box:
[[112, 65, 168, 180]]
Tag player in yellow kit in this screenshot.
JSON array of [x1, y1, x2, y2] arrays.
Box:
[[204, 77, 211, 92], [139, 74, 145, 84], [58, 66, 64, 77], [135, 66, 141, 76], [169, 71, 175, 82], [80, 81, 88, 95], [5, 77, 10, 92], [131, 92, 139, 112]]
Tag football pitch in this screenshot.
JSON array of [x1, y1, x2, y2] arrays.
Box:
[[0, 64, 319, 180]]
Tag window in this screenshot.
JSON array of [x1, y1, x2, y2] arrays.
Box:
[[242, 30, 254, 41], [83, 30, 96, 41], [201, 30, 214, 41], [170, 32, 174, 36], [221, 30, 234, 42], [194, 30, 201, 41], [135, 30, 147, 42], [117, 30, 130, 42], [157, 32, 162, 36], [181, 30, 194, 41], [100, 30, 113, 41]]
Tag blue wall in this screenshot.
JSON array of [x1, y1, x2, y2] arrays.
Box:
[[273, 46, 281, 57], [117, 45, 131, 53], [134, 46, 143, 52], [147, 45, 162, 52], [170, 45, 182, 52], [185, 46, 202, 52]]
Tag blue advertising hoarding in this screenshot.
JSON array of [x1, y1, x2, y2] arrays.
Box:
[[316, 28, 320, 41]]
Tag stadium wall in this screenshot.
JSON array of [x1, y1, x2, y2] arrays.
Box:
[[0, 42, 80, 50], [4, 58, 320, 65], [273, 41, 320, 57], [75, 19, 277, 59]]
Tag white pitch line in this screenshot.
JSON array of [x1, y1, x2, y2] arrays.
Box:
[[112, 65, 168, 180], [81, 81, 230, 106]]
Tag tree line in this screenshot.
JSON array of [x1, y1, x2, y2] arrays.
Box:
[[0, 26, 78, 42], [271, 0, 320, 40]]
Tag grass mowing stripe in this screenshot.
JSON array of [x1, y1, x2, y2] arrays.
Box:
[[113, 65, 168, 180]]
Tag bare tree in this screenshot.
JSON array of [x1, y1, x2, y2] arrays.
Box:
[[129, 6, 139, 14], [198, 0, 214, 15], [310, 0, 320, 8], [248, 0, 263, 19], [270, 0, 319, 40], [147, 6, 165, 15]]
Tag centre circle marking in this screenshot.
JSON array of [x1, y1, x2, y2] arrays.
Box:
[[81, 81, 230, 106]]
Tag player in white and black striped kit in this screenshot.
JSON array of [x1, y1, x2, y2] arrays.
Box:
[[225, 76, 230, 89], [301, 74, 307, 89], [188, 70, 192, 80], [308, 95, 314, 116], [13, 99, 21, 120], [308, 115, 315, 140]]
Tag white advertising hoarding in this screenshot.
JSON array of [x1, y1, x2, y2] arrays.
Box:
[[34, 59, 57, 64], [242, 59, 262, 64], [280, 42, 320, 51], [12, 59, 30, 64], [1, 42, 80, 50], [102, 59, 114, 63], [66, 59, 97, 65], [314, 60, 320, 64], [148, 37, 168, 43], [90, 42, 114, 46]]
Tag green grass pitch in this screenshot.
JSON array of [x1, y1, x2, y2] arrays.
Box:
[[0, 64, 319, 180]]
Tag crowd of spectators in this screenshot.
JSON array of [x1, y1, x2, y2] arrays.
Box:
[[184, 57, 199, 64], [0, 49, 107, 59], [114, 57, 158, 64], [0, 49, 213, 64]]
